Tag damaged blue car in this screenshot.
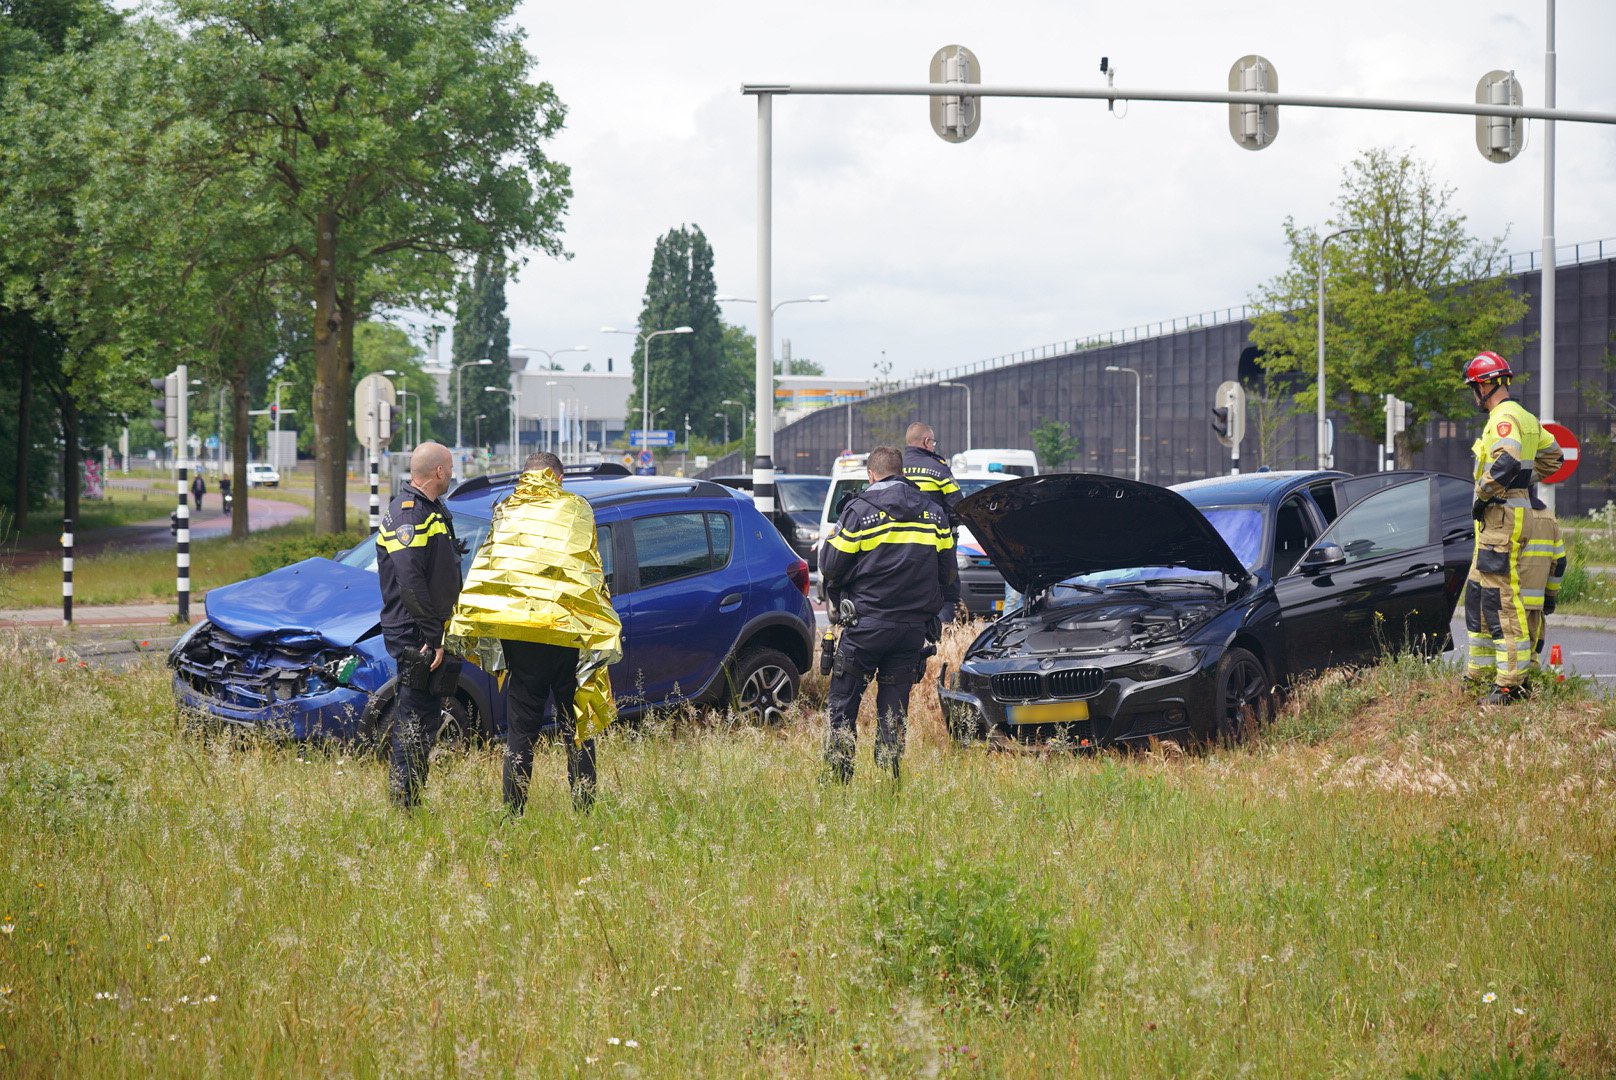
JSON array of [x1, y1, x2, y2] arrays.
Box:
[[168, 469, 816, 742]]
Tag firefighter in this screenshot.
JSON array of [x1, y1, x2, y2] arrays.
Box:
[[376, 441, 464, 807], [901, 421, 963, 622], [820, 445, 957, 782], [1461, 351, 1565, 705]]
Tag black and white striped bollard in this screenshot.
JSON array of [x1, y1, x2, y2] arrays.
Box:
[[369, 452, 380, 530], [176, 464, 190, 622], [61, 516, 73, 626]]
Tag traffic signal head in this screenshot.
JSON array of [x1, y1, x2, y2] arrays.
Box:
[[1211, 406, 1232, 445], [269, 402, 279, 424], [150, 373, 178, 438]]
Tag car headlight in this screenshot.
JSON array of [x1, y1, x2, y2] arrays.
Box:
[[794, 524, 818, 543], [1115, 648, 1202, 682]]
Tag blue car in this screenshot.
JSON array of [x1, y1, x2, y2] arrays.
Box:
[[169, 468, 815, 742]]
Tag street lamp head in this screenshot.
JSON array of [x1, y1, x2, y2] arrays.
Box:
[[715, 295, 750, 303], [939, 381, 963, 388], [806, 294, 830, 303], [474, 358, 494, 366], [673, 326, 693, 334], [1105, 366, 1121, 372]]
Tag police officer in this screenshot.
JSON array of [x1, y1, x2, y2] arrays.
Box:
[[820, 445, 957, 782], [902, 422, 963, 622], [376, 441, 463, 807], [1462, 351, 1565, 705]]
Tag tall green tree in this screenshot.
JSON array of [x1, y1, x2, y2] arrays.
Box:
[[0, 0, 121, 526], [634, 225, 726, 442], [160, 0, 571, 533], [1031, 418, 1080, 470], [1248, 148, 1529, 468], [451, 257, 511, 453]]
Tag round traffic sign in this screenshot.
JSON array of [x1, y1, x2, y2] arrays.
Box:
[[637, 449, 653, 465], [1542, 422, 1579, 484]]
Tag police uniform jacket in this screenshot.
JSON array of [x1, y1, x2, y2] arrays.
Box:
[[820, 476, 956, 626], [901, 445, 962, 523], [1473, 399, 1563, 505], [377, 481, 462, 650]]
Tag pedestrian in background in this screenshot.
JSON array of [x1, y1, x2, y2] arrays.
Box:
[[819, 445, 955, 782], [448, 451, 622, 812], [190, 472, 206, 512], [1461, 351, 1565, 705], [375, 441, 463, 808]]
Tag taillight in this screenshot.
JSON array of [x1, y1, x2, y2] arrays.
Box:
[[787, 558, 810, 596]]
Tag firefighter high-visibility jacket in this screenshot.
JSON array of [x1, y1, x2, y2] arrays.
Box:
[[902, 444, 962, 523], [820, 476, 956, 626], [377, 482, 462, 650], [1472, 399, 1563, 503]]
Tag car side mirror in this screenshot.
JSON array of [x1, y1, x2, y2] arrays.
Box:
[[1298, 542, 1347, 576]]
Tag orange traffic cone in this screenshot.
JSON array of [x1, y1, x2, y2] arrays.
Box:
[[1548, 643, 1565, 682]]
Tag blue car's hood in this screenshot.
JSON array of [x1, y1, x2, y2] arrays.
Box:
[[203, 558, 382, 648]]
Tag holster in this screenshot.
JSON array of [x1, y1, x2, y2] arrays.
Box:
[[398, 648, 462, 695]]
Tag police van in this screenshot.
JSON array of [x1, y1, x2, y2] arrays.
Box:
[[948, 448, 1038, 477]]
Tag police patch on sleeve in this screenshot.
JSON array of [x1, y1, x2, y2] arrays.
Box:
[[395, 523, 415, 546]]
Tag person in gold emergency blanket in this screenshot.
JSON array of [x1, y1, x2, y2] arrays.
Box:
[[447, 452, 622, 811], [1461, 351, 1566, 705]]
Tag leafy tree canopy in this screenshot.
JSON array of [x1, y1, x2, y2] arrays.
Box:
[[1248, 147, 1528, 467]]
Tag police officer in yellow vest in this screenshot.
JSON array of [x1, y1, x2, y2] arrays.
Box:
[[1462, 351, 1566, 705]]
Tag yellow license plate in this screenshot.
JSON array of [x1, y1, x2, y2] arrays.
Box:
[[993, 599, 1005, 612], [1007, 700, 1089, 724]]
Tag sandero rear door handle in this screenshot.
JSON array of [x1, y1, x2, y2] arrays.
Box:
[[719, 591, 743, 611]]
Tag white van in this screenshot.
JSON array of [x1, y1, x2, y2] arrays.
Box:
[[948, 448, 1038, 477]]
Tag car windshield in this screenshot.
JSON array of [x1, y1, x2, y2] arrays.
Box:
[[1044, 505, 1261, 599], [335, 512, 490, 579], [776, 477, 830, 514], [956, 476, 1008, 498]]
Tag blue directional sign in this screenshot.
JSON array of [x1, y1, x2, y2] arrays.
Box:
[[629, 429, 677, 447]]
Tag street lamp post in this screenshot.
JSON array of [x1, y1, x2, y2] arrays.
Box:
[[455, 358, 494, 453], [1104, 366, 1142, 481], [714, 411, 730, 444], [483, 385, 519, 470], [938, 381, 971, 452], [1316, 228, 1361, 469], [720, 398, 749, 445], [603, 325, 693, 467]]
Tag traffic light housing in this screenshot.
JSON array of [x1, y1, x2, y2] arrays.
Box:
[[1211, 406, 1232, 446], [149, 373, 178, 438], [269, 402, 279, 426]]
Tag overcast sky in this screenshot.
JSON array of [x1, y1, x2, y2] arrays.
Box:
[[450, 3, 1616, 381]]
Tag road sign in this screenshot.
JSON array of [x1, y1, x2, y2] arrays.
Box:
[[637, 449, 654, 464], [629, 429, 676, 447], [1543, 422, 1580, 484], [205, 435, 219, 450]]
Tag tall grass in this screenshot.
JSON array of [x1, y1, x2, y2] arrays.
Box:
[[1, 635, 1613, 1077]]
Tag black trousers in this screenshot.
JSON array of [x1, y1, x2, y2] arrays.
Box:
[[501, 638, 594, 811], [385, 641, 442, 810], [825, 621, 929, 780]]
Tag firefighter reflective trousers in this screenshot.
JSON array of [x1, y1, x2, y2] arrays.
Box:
[[1464, 502, 1561, 689]]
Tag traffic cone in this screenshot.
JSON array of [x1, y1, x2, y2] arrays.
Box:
[[1548, 643, 1565, 682]]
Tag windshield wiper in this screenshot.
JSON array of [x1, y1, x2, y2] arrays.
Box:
[[1104, 577, 1225, 594]]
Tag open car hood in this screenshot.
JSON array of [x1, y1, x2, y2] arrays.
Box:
[[202, 558, 382, 648], [954, 473, 1250, 594]]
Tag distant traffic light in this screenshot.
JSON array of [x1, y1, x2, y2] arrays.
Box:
[[1211, 406, 1232, 446], [269, 402, 279, 426], [150, 373, 178, 438]]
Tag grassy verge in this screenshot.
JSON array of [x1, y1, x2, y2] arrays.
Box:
[[1, 636, 1612, 1077], [0, 516, 366, 609]]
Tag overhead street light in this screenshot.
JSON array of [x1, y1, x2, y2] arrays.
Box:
[[1104, 366, 1142, 481], [938, 381, 971, 452], [607, 325, 694, 461], [455, 358, 494, 451], [720, 398, 750, 443], [717, 294, 830, 377], [512, 344, 589, 371]]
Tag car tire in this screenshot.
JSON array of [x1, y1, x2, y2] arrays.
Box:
[[366, 692, 476, 761], [727, 647, 800, 725], [1215, 647, 1270, 744]]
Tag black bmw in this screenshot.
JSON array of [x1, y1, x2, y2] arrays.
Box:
[[938, 470, 1476, 747]]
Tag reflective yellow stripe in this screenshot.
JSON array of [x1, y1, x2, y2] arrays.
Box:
[[826, 521, 952, 553], [903, 468, 960, 496], [376, 515, 449, 554]]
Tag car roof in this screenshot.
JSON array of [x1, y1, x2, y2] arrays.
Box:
[[445, 472, 742, 519], [711, 473, 827, 486], [1170, 469, 1345, 505]]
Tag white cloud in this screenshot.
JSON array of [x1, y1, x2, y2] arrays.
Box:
[[472, 2, 1616, 380]]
